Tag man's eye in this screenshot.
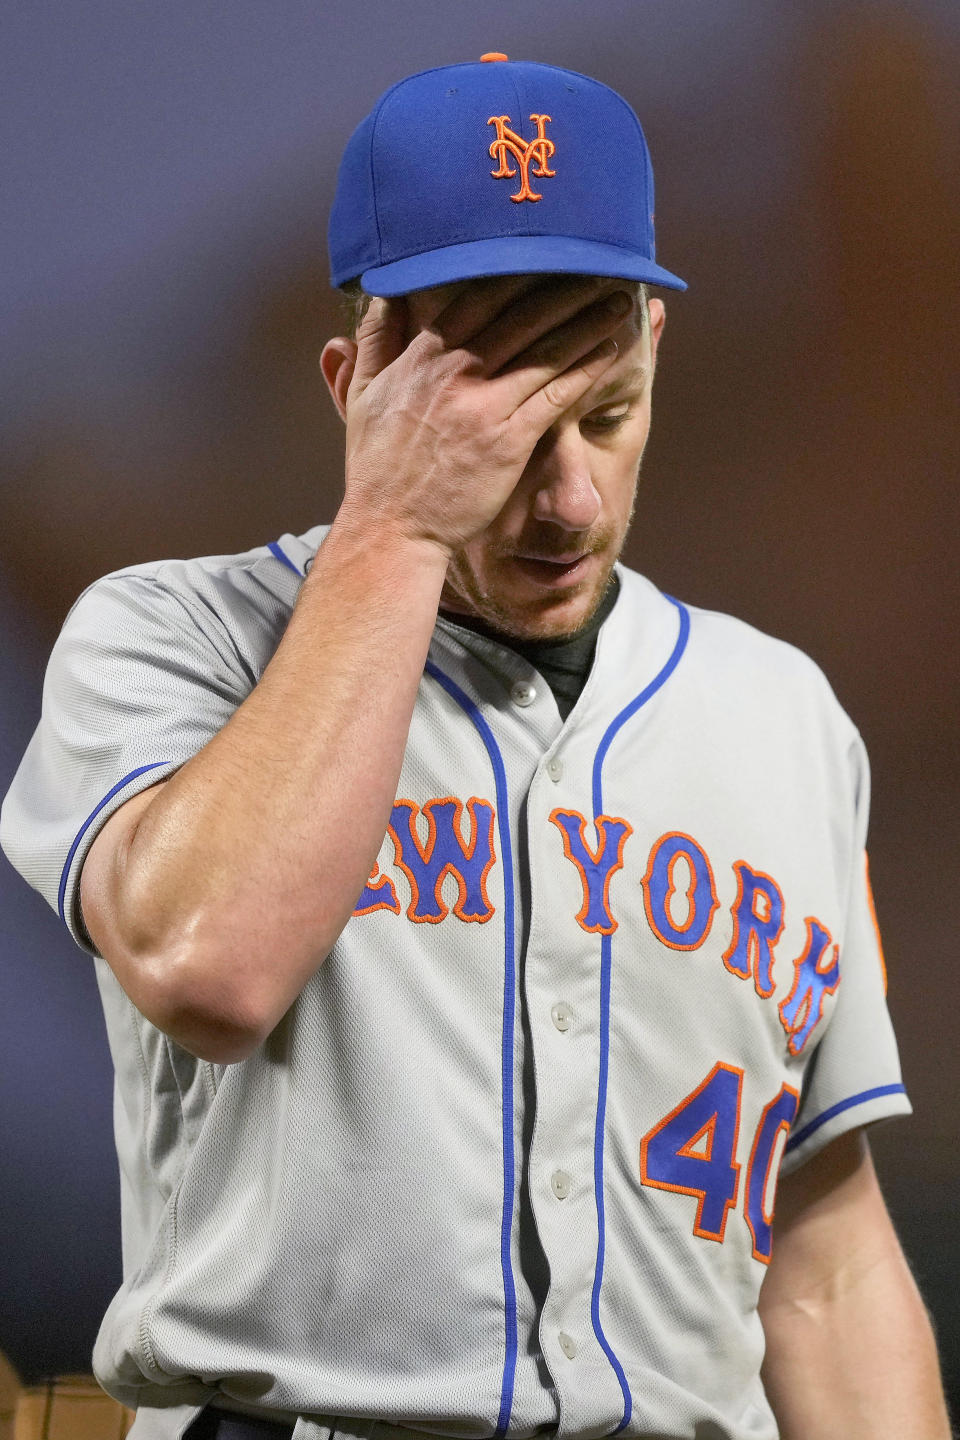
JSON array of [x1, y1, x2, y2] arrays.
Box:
[[584, 410, 630, 431]]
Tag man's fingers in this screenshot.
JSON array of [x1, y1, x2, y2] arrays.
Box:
[[420, 272, 616, 365], [350, 296, 409, 392], [424, 275, 549, 352], [513, 335, 620, 436], [489, 288, 632, 412], [462, 275, 623, 377]]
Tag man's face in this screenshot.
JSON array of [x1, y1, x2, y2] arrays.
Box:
[[405, 276, 665, 641]]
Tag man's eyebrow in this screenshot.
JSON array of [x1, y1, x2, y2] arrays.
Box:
[[590, 364, 648, 404]]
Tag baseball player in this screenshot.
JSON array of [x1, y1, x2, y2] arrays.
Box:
[[0, 54, 950, 1440]]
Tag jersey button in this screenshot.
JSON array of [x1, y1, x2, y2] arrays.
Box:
[[546, 756, 563, 782], [551, 1002, 572, 1032], [550, 1169, 572, 1200], [558, 1331, 578, 1359], [510, 678, 537, 707]]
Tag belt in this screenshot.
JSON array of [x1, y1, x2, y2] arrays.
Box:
[[185, 1409, 296, 1440]]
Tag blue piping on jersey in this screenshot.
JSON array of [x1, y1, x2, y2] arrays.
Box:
[[267, 540, 303, 577], [591, 597, 690, 821], [59, 762, 172, 926], [784, 1083, 907, 1153], [424, 660, 518, 1439], [590, 595, 690, 1433]]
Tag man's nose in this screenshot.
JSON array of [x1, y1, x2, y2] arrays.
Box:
[[529, 427, 602, 531]]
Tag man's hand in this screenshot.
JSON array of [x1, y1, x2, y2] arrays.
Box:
[[336, 275, 631, 558]]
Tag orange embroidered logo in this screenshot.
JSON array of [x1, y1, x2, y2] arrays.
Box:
[[487, 113, 556, 202]]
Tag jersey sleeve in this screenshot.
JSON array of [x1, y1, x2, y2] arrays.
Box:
[[0, 573, 255, 958], [779, 731, 912, 1173]]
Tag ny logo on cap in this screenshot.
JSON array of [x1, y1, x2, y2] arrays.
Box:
[[487, 113, 556, 202]]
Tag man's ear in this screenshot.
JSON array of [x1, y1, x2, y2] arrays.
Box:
[[319, 337, 359, 423], [648, 298, 666, 366]]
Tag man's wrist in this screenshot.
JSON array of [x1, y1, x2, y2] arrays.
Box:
[[325, 505, 454, 582]]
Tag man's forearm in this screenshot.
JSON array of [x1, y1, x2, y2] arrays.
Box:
[[761, 1246, 950, 1438], [113, 517, 449, 1054], [759, 1133, 951, 1439]]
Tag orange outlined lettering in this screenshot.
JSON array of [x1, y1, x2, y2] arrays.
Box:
[[549, 808, 633, 935], [639, 1061, 744, 1243], [388, 796, 497, 925], [642, 831, 720, 952], [722, 860, 786, 998], [352, 863, 401, 917], [487, 113, 556, 201], [778, 917, 841, 1054], [743, 1083, 800, 1264]]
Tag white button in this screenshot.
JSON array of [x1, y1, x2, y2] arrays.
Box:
[[558, 1331, 577, 1359], [510, 679, 537, 707], [551, 1170, 572, 1200], [546, 756, 563, 782], [551, 1002, 572, 1032]]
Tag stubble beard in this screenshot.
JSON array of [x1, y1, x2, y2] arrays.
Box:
[[440, 484, 638, 643]]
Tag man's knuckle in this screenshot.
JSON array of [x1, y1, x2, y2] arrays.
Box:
[[541, 374, 570, 410], [444, 346, 484, 381], [493, 428, 522, 464]]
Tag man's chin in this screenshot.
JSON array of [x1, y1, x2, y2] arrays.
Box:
[[441, 557, 616, 642]]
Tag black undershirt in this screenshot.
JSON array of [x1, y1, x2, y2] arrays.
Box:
[[439, 573, 620, 721]]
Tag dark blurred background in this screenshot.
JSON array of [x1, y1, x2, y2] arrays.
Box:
[[2, 0, 958, 1419]]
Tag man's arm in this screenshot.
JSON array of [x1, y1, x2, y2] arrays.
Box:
[[80, 275, 628, 1063], [758, 1127, 951, 1439]]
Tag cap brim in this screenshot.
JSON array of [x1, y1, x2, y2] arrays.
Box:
[[360, 235, 686, 296]]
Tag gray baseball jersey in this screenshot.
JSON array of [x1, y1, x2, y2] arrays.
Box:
[[0, 524, 910, 1440]]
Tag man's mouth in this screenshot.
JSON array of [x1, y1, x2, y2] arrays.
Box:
[[510, 552, 593, 585], [517, 551, 588, 564]]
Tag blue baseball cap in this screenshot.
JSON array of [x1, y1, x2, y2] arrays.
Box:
[[328, 54, 687, 297]]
